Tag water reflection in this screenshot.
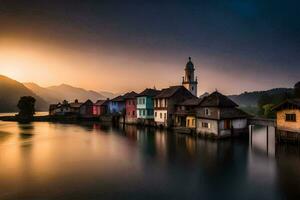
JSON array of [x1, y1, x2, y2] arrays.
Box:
[[18, 123, 34, 139], [0, 121, 298, 200], [276, 144, 300, 199]]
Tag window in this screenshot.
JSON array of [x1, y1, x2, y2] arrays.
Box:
[[286, 114, 296, 122], [192, 119, 195, 126], [202, 122, 210, 128], [187, 119, 190, 126], [132, 111, 135, 116], [142, 98, 145, 104], [155, 112, 157, 117], [139, 110, 142, 116], [160, 113, 162, 119], [164, 113, 167, 120], [205, 108, 211, 116], [142, 110, 145, 116]]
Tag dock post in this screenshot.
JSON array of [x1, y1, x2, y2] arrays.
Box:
[[266, 126, 269, 155], [250, 125, 253, 147]]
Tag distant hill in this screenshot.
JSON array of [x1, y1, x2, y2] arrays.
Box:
[[24, 83, 106, 103], [228, 88, 293, 107], [24, 82, 61, 103], [0, 75, 48, 112], [98, 91, 118, 99]]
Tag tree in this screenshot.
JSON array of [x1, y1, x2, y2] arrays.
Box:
[[294, 81, 300, 98], [17, 96, 36, 119], [262, 104, 276, 118], [257, 93, 271, 116]]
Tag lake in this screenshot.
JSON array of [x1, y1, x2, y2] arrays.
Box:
[[0, 121, 299, 200]]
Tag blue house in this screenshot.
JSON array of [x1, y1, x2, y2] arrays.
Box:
[[108, 95, 125, 115], [137, 88, 160, 119]]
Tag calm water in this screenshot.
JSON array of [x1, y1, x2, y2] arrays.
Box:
[[0, 121, 299, 200]]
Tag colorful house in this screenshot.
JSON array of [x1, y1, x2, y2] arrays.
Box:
[[174, 96, 202, 131], [108, 95, 125, 115], [154, 86, 195, 127], [137, 88, 160, 121], [196, 91, 249, 138], [272, 99, 300, 143], [123, 91, 138, 123], [93, 99, 109, 116]]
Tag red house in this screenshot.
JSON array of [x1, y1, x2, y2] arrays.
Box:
[[123, 91, 138, 123], [93, 99, 109, 116]]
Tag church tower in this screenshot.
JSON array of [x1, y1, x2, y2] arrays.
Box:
[[182, 57, 198, 96]]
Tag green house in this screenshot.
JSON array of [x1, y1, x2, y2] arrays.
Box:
[[137, 89, 160, 119]]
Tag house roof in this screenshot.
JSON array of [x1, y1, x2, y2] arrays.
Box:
[[199, 91, 238, 107], [177, 96, 202, 106], [137, 88, 160, 97], [95, 100, 109, 106], [272, 99, 300, 111], [81, 99, 93, 106], [111, 95, 125, 102], [154, 86, 185, 98], [69, 102, 83, 108], [219, 107, 250, 119], [123, 91, 138, 99]]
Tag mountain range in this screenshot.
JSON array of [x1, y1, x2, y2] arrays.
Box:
[[24, 82, 109, 103], [0, 74, 294, 113], [0, 75, 48, 112], [0, 75, 119, 112], [228, 88, 293, 107]]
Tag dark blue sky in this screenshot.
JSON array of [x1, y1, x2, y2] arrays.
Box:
[[0, 0, 299, 94]]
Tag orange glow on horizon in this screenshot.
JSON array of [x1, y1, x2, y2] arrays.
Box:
[[0, 36, 278, 95]]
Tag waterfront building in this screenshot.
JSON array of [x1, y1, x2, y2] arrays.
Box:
[[49, 99, 83, 116], [123, 91, 138, 123], [93, 99, 109, 116], [49, 103, 61, 115], [182, 57, 198, 97], [174, 96, 202, 132], [137, 88, 160, 121], [108, 95, 125, 115], [69, 99, 83, 114], [272, 99, 300, 142], [154, 86, 195, 127], [79, 99, 94, 118], [196, 91, 249, 138]]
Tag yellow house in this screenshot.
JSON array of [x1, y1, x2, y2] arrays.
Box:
[[174, 97, 202, 133], [273, 99, 300, 142]]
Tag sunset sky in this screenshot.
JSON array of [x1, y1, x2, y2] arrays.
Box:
[[0, 0, 299, 95]]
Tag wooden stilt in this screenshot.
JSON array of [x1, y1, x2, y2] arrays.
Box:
[[250, 125, 253, 147], [266, 126, 269, 155]]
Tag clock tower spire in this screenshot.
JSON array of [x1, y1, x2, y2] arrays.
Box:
[[182, 57, 198, 96]]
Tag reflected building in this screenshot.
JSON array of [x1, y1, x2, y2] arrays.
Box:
[[275, 144, 300, 199]]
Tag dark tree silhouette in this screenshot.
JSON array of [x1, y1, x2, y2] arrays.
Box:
[[17, 96, 36, 119], [294, 81, 300, 98]]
